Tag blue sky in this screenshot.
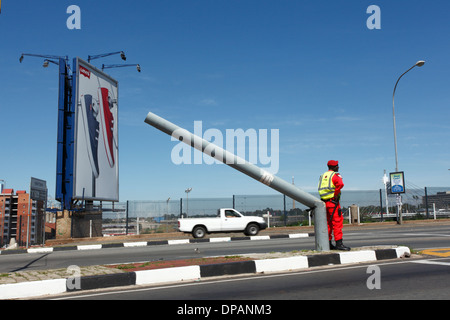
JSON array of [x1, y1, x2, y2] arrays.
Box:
[[0, 0, 449, 202]]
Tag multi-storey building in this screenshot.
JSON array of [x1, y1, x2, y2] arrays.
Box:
[[0, 189, 45, 247], [423, 191, 450, 210]]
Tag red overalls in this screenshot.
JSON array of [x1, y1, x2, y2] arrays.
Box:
[[325, 172, 344, 241]]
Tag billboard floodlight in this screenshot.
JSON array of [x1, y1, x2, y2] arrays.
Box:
[[88, 51, 127, 63], [19, 53, 68, 65], [102, 63, 141, 73], [43, 59, 59, 68]]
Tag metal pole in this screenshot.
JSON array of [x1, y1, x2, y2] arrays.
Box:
[[392, 61, 425, 172], [433, 203, 436, 220], [379, 189, 384, 222], [26, 194, 31, 248], [144, 111, 329, 251], [126, 200, 129, 235], [392, 61, 425, 225], [314, 202, 328, 251]]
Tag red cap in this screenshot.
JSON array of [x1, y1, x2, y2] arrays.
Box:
[[327, 160, 339, 167]]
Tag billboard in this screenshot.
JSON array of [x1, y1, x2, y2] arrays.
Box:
[[72, 58, 119, 201]]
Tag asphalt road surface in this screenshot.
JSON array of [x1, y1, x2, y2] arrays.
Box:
[[53, 257, 450, 300], [16, 221, 448, 302], [2, 221, 449, 273]]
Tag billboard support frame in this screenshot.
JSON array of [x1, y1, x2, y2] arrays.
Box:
[[55, 57, 75, 210]]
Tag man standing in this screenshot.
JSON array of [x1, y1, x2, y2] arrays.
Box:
[[318, 160, 350, 251]]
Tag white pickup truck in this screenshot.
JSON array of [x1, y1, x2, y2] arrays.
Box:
[[178, 208, 268, 238]]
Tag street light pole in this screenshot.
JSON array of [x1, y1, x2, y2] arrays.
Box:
[[145, 111, 330, 251], [185, 188, 192, 216], [392, 60, 425, 225], [392, 60, 425, 172]]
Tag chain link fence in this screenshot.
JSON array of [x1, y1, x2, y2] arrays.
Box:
[[100, 186, 450, 236]]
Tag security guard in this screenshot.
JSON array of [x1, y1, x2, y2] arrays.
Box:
[[318, 160, 350, 251]]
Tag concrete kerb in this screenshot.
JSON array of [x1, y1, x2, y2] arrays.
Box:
[[0, 245, 411, 300]]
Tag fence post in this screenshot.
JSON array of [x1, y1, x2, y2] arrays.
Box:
[[433, 203, 436, 220], [379, 189, 384, 222], [126, 200, 129, 235]]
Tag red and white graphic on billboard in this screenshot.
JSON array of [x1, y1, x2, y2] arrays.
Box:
[[79, 65, 91, 79]]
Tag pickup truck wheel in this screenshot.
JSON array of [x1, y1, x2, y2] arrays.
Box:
[[192, 226, 206, 239], [245, 223, 260, 236]]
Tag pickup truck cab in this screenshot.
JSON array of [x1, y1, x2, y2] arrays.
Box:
[[178, 208, 268, 238]]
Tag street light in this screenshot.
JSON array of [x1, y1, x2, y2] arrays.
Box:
[[102, 64, 141, 72], [392, 60, 425, 225], [392, 60, 425, 172], [185, 188, 192, 216]]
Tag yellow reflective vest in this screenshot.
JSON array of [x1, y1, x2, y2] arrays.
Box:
[[318, 170, 336, 200]]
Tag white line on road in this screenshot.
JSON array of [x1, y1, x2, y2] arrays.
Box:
[[411, 260, 450, 267]]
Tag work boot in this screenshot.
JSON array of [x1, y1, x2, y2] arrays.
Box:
[[329, 241, 336, 250], [335, 239, 351, 251]]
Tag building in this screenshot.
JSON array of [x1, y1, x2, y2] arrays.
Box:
[[423, 191, 450, 210], [0, 189, 45, 247]]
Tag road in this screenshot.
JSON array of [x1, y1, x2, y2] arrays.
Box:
[[1, 221, 449, 273], [2, 221, 450, 302], [53, 257, 450, 300]]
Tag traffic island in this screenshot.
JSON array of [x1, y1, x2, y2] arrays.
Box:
[[0, 245, 411, 299]]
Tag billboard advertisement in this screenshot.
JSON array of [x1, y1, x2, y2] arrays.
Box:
[[72, 58, 119, 201], [389, 171, 405, 194]]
